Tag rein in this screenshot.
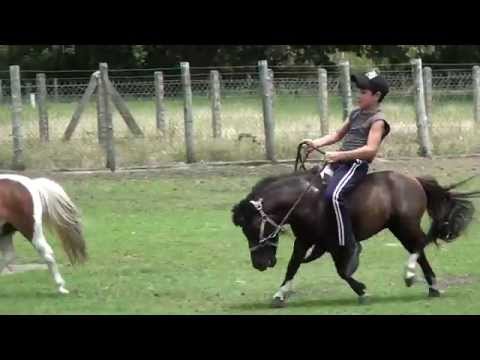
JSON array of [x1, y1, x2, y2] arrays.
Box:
[[249, 142, 327, 253], [294, 141, 326, 172]]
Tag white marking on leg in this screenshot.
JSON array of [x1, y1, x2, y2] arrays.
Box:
[[407, 253, 419, 269], [304, 245, 315, 260], [405, 253, 419, 279], [273, 280, 293, 301], [32, 223, 68, 294], [406, 270, 416, 278]]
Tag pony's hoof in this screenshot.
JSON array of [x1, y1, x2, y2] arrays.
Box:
[[358, 295, 370, 305], [405, 276, 416, 287], [271, 296, 287, 308], [428, 288, 442, 298], [59, 287, 70, 294]]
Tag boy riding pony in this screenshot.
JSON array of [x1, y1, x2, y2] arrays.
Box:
[[303, 70, 391, 277]]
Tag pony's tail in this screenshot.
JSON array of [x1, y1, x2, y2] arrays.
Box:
[[416, 175, 480, 244], [33, 178, 87, 264]]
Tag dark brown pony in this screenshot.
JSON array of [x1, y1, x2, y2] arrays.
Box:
[[0, 174, 86, 294], [232, 158, 479, 307]]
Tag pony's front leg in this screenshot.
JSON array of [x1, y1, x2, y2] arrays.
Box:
[[331, 249, 368, 304], [271, 240, 311, 308], [0, 234, 15, 274]]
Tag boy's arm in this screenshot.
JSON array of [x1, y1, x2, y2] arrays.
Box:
[[302, 120, 351, 149], [326, 120, 385, 163]]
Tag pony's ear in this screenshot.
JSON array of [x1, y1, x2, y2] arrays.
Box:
[[232, 203, 245, 227]]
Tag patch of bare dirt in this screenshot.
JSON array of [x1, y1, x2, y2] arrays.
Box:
[[438, 275, 476, 288], [1, 263, 48, 276]]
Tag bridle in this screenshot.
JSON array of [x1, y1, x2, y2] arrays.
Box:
[[248, 142, 326, 253], [248, 198, 282, 252]]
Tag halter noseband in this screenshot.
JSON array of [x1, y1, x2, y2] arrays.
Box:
[[248, 198, 281, 252]]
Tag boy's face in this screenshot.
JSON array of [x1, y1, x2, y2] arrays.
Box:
[[356, 88, 380, 109]]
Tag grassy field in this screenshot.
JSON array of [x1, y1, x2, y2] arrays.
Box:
[[1, 158, 479, 314], [0, 94, 478, 170]]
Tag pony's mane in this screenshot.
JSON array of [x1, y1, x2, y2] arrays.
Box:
[[250, 172, 305, 195], [232, 171, 313, 227]]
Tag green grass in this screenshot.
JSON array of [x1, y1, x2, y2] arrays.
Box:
[[0, 94, 478, 170], [1, 162, 479, 314]]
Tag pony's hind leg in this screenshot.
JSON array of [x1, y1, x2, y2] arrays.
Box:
[[0, 233, 15, 274], [31, 222, 69, 294], [405, 253, 419, 287], [388, 220, 423, 285], [388, 220, 439, 296], [417, 251, 442, 297]]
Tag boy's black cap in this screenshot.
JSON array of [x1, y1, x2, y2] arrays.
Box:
[[351, 70, 389, 97]]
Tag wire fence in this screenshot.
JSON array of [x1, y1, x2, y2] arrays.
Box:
[[0, 62, 478, 170], [0, 66, 476, 101]]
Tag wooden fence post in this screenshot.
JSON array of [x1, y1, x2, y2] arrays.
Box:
[[268, 68, 275, 99], [411, 58, 433, 158], [180, 62, 196, 163], [473, 65, 480, 128], [53, 78, 59, 103], [154, 71, 167, 134], [96, 73, 107, 145], [339, 60, 353, 120], [10, 65, 25, 170], [423, 66, 433, 131], [258, 60, 276, 162], [318, 67, 329, 136], [210, 70, 222, 138], [99, 63, 116, 171], [36, 73, 49, 142]]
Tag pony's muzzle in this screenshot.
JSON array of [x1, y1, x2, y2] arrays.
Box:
[[254, 264, 267, 272], [252, 257, 276, 271]]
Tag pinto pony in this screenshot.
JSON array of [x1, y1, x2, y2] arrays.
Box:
[[0, 174, 86, 294]]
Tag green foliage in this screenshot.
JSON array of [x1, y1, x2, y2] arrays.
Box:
[[4, 45, 480, 73], [2, 45, 480, 77]]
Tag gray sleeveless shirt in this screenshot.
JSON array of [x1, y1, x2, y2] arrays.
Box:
[[339, 108, 390, 155]]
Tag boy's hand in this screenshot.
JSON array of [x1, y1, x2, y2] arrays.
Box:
[[301, 139, 319, 152], [325, 151, 344, 163]]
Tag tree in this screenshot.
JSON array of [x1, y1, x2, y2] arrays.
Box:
[[2, 45, 479, 76]]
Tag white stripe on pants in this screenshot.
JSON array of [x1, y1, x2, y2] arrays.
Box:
[[332, 161, 362, 246]]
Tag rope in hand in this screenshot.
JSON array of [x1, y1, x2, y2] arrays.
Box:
[[294, 141, 327, 172]]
